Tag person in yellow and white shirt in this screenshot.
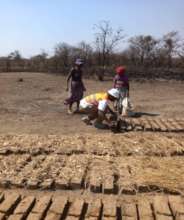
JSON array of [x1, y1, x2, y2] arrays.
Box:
[[80, 88, 120, 129]]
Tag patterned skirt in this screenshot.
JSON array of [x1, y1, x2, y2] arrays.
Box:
[[64, 81, 85, 105]]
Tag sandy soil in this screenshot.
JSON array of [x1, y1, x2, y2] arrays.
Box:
[[0, 72, 184, 196], [0, 72, 183, 135]]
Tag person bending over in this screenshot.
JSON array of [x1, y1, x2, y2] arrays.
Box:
[[80, 88, 120, 129]]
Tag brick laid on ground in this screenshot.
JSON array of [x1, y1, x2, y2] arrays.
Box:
[[122, 217, 137, 220], [68, 198, 84, 217], [0, 193, 21, 214], [154, 119, 167, 132], [31, 195, 52, 214], [175, 214, 184, 220], [86, 199, 101, 217], [8, 214, 24, 220], [49, 196, 67, 215], [44, 212, 61, 220], [155, 214, 173, 220], [40, 179, 54, 190], [14, 196, 35, 215], [168, 196, 184, 216], [69, 175, 83, 190], [26, 179, 40, 190], [55, 178, 68, 190], [103, 198, 116, 217], [154, 196, 171, 216], [121, 203, 137, 217], [27, 213, 43, 220], [138, 200, 153, 217], [103, 175, 114, 194]]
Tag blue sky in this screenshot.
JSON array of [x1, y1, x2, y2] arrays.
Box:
[[0, 0, 184, 57]]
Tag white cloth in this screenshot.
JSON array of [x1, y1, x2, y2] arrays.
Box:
[[80, 99, 92, 109], [98, 100, 108, 112], [80, 99, 108, 112]]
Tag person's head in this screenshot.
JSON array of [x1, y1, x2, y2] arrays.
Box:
[[107, 88, 120, 101], [115, 66, 126, 76], [75, 58, 84, 69]]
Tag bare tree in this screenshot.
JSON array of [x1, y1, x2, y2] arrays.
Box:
[[54, 43, 73, 70], [94, 20, 125, 80], [162, 31, 180, 67], [128, 35, 158, 66], [8, 50, 22, 61]]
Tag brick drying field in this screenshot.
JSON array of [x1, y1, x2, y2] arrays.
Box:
[[0, 72, 184, 219]]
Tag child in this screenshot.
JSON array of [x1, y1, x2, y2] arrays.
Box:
[[113, 66, 133, 116]]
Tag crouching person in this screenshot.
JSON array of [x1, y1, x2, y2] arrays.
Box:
[[79, 88, 120, 129]]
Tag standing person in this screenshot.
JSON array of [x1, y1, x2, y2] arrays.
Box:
[[64, 58, 86, 114], [113, 66, 129, 96], [113, 66, 133, 115]]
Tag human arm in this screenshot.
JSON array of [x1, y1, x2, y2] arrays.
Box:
[[98, 101, 116, 125]]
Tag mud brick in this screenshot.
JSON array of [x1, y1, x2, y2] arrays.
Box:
[[103, 218, 116, 220], [176, 215, 184, 220], [138, 200, 153, 217], [149, 120, 160, 131], [133, 119, 143, 130], [69, 198, 84, 217], [103, 176, 114, 194], [103, 198, 116, 217], [49, 196, 67, 215], [90, 176, 102, 193], [123, 218, 136, 220], [154, 196, 171, 216], [70, 175, 83, 189], [26, 179, 39, 189], [139, 217, 154, 220], [141, 119, 152, 131], [0, 148, 10, 155], [121, 203, 137, 217], [0, 213, 5, 220], [55, 178, 68, 189], [86, 199, 102, 217], [169, 120, 184, 131], [27, 213, 43, 220], [32, 195, 52, 214], [155, 214, 173, 220], [45, 212, 61, 220], [168, 196, 184, 216], [86, 218, 98, 220], [65, 216, 79, 220], [11, 178, 25, 188], [40, 179, 54, 190], [8, 214, 24, 220], [0, 179, 11, 188], [160, 120, 171, 132], [14, 196, 35, 215], [154, 119, 168, 132], [0, 193, 21, 214], [120, 184, 135, 194]]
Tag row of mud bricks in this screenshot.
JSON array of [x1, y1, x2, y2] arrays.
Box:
[[128, 118, 184, 132], [0, 192, 184, 219]]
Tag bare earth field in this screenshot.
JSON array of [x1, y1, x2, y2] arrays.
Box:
[[0, 72, 184, 219]]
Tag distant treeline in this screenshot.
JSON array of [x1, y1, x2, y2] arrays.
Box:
[[0, 21, 184, 80]]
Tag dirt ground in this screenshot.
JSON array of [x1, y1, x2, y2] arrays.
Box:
[[0, 72, 183, 135], [0, 72, 184, 200]]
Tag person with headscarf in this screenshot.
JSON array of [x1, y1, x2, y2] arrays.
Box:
[[64, 59, 86, 114]]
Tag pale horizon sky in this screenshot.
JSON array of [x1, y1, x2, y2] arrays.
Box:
[[0, 0, 184, 58]]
